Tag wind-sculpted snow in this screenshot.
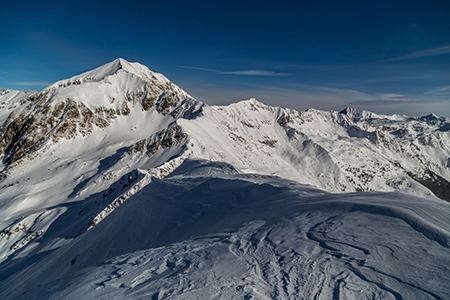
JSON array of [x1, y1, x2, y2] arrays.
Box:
[[0, 160, 449, 300]]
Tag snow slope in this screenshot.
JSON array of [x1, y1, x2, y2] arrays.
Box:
[[1, 59, 450, 299], [1, 160, 449, 300], [0, 89, 35, 126]]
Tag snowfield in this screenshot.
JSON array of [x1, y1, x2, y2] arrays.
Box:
[[1, 160, 449, 300], [0, 59, 449, 299]]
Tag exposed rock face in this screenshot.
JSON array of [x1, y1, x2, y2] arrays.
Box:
[[0, 94, 117, 167], [126, 123, 188, 158], [407, 169, 450, 201]]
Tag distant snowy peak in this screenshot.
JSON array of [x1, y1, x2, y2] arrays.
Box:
[[419, 113, 446, 126], [339, 107, 407, 123], [340, 106, 448, 126]]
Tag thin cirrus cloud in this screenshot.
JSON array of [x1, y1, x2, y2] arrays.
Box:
[[9, 81, 52, 86], [381, 45, 450, 62], [378, 94, 410, 101], [178, 66, 290, 76], [319, 88, 423, 106], [347, 92, 439, 106], [220, 70, 290, 76], [427, 85, 450, 95]]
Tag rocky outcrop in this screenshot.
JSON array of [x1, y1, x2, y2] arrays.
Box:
[[127, 123, 188, 158], [0, 97, 117, 167]]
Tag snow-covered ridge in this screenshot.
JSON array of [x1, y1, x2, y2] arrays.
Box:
[[2, 60, 447, 202], [0, 60, 447, 228]]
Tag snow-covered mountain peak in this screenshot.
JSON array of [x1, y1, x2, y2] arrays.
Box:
[[238, 97, 262, 105], [0, 60, 203, 170], [47, 58, 172, 89], [0, 61, 449, 216], [339, 107, 383, 123], [226, 98, 272, 111], [421, 112, 439, 119], [419, 112, 442, 124], [1, 59, 449, 202]]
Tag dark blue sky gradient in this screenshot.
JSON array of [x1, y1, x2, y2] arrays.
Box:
[[1, 0, 449, 116]]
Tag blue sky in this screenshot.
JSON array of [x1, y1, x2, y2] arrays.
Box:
[[1, 0, 449, 117]]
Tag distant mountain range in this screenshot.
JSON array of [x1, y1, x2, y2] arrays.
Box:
[[0, 59, 449, 299]]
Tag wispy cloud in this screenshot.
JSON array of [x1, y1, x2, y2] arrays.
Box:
[[178, 66, 219, 72], [378, 94, 410, 101], [9, 81, 51, 86], [426, 85, 450, 95], [348, 99, 440, 106], [347, 92, 439, 106], [381, 45, 450, 62], [318, 88, 436, 106], [220, 70, 289, 76], [177, 65, 289, 76]]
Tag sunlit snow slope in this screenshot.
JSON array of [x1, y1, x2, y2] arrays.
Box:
[[0, 59, 450, 299]]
